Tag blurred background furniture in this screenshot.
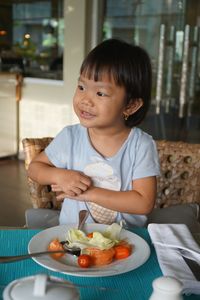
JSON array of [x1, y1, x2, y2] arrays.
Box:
[[22, 137, 200, 228]]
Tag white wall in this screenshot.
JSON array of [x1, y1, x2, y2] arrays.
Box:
[[0, 74, 18, 157], [19, 79, 69, 140], [19, 0, 87, 156]]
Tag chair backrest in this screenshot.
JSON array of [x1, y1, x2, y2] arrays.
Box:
[[155, 140, 200, 208], [22, 137, 61, 210], [22, 138, 200, 210]]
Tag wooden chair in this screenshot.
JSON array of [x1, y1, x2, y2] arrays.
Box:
[[22, 137, 200, 227]]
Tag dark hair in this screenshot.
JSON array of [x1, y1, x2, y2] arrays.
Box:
[[80, 38, 152, 127]]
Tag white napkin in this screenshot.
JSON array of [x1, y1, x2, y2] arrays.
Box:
[[148, 223, 200, 295]]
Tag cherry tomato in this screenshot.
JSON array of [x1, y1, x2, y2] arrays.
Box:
[[87, 232, 93, 238], [114, 244, 132, 260], [48, 239, 64, 259], [78, 254, 91, 268]]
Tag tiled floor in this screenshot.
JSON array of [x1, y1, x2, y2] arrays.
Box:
[[0, 158, 31, 227]]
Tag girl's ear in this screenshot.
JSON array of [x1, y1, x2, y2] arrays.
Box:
[[123, 98, 143, 117]]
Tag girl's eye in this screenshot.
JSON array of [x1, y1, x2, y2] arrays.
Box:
[[97, 91, 108, 97], [78, 84, 85, 91]]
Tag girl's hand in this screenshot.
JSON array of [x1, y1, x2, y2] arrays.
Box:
[[53, 190, 89, 201], [53, 185, 96, 202], [52, 169, 92, 197]]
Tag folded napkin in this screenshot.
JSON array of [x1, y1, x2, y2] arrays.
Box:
[[148, 223, 200, 295]]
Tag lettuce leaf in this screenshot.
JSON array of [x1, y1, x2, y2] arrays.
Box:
[[65, 223, 122, 250]]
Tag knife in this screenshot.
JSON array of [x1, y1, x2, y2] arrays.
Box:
[[181, 255, 200, 281]]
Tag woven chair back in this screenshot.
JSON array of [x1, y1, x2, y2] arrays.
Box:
[[22, 137, 60, 209], [156, 140, 200, 208], [22, 138, 200, 210]]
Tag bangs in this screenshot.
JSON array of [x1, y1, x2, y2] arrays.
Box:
[[80, 51, 124, 86]]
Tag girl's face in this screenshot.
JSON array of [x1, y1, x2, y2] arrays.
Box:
[[73, 73, 127, 131]]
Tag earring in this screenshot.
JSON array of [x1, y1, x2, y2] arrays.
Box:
[[123, 113, 129, 121]]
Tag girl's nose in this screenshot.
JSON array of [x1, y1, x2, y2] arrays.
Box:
[[81, 94, 94, 106]]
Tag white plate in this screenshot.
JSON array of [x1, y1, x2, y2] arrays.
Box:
[[28, 224, 150, 277]]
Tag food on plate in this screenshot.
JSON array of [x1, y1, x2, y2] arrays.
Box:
[[77, 254, 91, 268], [114, 243, 132, 260], [87, 232, 93, 238], [84, 246, 115, 266], [48, 238, 65, 259], [48, 223, 133, 267]]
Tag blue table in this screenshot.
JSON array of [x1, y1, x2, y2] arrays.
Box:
[[0, 228, 199, 300]]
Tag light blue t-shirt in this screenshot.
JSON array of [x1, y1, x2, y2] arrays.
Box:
[[45, 124, 160, 227]]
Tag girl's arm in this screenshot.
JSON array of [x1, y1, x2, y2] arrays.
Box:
[[54, 176, 157, 215], [28, 151, 92, 197]]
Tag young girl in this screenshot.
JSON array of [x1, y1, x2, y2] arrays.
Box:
[[28, 38, 160, 227]]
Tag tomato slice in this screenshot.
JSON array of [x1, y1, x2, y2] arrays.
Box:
[[114, 244, 132, 260], [87, 232, 93, 238], [77, 254, 91, 268], [48, 239, 64, 259]]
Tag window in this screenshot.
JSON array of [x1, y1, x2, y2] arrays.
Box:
[[102, 0, 200, 143], [102, 0, 200, 113], [0, 0, 64, 80], [102, 0, 186, 88]]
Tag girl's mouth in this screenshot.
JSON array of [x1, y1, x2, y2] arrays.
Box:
[[80, 110, 95, 119]]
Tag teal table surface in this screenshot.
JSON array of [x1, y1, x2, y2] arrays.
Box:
[[0, 227, 199, 300]]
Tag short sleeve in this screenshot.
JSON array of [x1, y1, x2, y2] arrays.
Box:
[[132, 134, 160, 180], [45, 127, 70, 168]]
